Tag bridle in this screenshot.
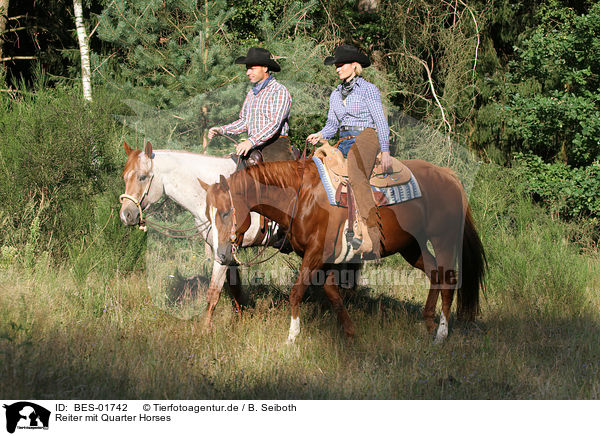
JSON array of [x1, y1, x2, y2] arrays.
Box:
[[119, 162, 155, 232], [225, 142, 312, 266]]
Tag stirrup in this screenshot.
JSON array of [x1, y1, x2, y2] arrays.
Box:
[[346, 231, 363, 250]]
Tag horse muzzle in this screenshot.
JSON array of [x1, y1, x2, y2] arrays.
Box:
[[120, 202, 140, 226], [216, 243, 233, 265]]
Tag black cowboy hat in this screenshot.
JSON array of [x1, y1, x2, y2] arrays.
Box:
[[235, 47, 281, 72], [324, 44, 371, 68]]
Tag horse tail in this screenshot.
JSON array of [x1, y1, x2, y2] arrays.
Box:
[[456, 205, 487, 321]]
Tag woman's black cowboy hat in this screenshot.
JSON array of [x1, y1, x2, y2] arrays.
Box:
[[235, 47, 281, 72], [324, 44, 371, 68]]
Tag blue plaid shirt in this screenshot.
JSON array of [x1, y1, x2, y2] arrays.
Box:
[[319, 77, 389, 152]]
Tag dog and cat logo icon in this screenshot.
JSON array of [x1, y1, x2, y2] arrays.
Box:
[[3, 402, 50, 433]]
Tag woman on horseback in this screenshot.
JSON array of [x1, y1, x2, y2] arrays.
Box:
[[307, 44, 391, 256]]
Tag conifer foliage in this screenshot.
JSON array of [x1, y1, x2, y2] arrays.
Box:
[[97, 0, 240, 107]]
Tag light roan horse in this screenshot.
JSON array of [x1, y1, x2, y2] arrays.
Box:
[[119, 141, 284, 328], [202, 159, 486, 344]]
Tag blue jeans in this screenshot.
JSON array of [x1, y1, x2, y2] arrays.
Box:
[[337, 130, 362, 157]]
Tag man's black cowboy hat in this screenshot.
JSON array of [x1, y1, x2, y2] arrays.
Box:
[[235, 47, 281, 72], [324, 44, 371, 68]]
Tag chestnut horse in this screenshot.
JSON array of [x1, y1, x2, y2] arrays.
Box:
[[119, 141, 286, 328], [201, 159, 486, 344]]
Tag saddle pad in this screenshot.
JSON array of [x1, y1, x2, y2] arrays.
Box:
[[315, 144, 411, 187], [312, 156, 422, 207]]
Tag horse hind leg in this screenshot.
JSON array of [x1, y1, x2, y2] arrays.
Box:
[[430, 237, 459, 344], [431, 289, 454, 344], [400, 236, 454, 343], [400, 239, 439, 335]]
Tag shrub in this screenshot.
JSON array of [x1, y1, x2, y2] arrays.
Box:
[[513, 153, 600, 222], [0, 85, 145, 273]]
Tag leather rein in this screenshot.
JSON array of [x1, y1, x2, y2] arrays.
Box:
[[227, 141, 312, 267]]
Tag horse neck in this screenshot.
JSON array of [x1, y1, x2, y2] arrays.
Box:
[[232, 161, 301, 228], [154, 151, 236, 219]]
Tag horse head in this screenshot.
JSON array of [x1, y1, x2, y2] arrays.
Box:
[[120, 140, 163, 226], [199, 174, 251, 265]]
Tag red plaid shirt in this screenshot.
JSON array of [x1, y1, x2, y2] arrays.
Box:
[[220, 77, 291, 147]]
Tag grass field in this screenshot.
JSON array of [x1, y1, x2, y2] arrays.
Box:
[[1, 164, 600, 400]]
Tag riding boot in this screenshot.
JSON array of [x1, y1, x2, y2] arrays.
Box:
[[352, 208, 381, 257]]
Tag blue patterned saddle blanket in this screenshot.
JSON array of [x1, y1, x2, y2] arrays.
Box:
[[312, 155, 422, 207]]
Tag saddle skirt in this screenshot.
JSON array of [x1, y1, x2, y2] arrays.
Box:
[[312, 144, 422, 207], [314, 144, 411, 188]]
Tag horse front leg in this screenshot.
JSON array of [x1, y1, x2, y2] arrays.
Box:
[[225, 265, 245, 313], [323, 270, 355, 338], [203, 261, 228, 332], [287, 253, 324, 344]]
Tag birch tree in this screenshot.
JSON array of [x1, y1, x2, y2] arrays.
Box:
[[0, 0, 8, 75], [73, 0, 92, 101]]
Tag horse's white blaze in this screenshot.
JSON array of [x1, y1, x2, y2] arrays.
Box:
[[209, 206, 219, 257], [434, 311, 449, 344], [286, 316, 300, 344]]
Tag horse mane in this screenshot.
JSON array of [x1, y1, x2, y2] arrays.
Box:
[[229, 160, 306, 195]]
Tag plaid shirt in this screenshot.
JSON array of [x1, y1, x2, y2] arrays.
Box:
[[220, 77, 291, 147], [319, 77, 389, 152]]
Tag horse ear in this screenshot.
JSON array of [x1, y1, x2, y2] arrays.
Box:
[[219, 174, 230, 191], [145, 141, 153, 158], [124, 140, 133, 156], [197, 178, 210, 192]]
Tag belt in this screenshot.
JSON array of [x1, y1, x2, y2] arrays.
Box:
[[340, 126, 366, 136]]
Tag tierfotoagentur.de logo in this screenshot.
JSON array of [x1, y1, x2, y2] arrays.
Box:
[[3, 402, 50, 434]]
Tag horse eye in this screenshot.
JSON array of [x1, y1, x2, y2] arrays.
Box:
[[221, 210, 231, 219], [138, 174, 148, 182]]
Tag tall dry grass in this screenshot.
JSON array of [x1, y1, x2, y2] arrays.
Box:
[[2, 180, 600, 399]]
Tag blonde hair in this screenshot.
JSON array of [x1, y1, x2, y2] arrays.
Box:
[[354, 63, 363, 76]]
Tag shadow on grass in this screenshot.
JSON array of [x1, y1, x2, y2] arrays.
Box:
[[2, 308, 600, 399]]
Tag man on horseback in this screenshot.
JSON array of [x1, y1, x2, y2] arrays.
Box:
[[208, 47, 294, 168], [307, 44, 392, 257]]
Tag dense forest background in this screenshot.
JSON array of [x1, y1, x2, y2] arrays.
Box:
[[0, 0, 599, 267]]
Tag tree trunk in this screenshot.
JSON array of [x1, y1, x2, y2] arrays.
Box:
[[0, 0, 9, 77], [73, 0, 92, 101]]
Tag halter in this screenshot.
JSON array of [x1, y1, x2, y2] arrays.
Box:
[[119, 168, 155, 232]]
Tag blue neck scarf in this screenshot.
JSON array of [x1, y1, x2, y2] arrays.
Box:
[[252, 74, 274, 95], [340, 75, 359, 99]]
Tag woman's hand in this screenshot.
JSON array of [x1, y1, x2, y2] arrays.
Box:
[[307, 132, 324, 145], [381, 151, 392, 174]]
